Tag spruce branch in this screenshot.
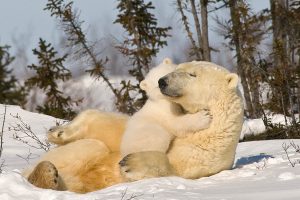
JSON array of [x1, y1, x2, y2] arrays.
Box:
[[114, 0, 171, 114], [26, 38, 80, 119], [0, 45, 27, 106], [44, 0, 119, 98]]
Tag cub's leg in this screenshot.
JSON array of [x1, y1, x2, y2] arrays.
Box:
[[47, 109, 97, 145], [27, 161, 66, 190], [120, 121, 173, 157], [119, 151, 175, 181], [47, 109, 128, 147], [47, 125, 84, 145]]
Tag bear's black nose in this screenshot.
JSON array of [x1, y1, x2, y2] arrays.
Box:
[[158, 78, 168, 90]]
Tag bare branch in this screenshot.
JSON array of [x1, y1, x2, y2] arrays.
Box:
[[208, 1, 228, 13], [120, 188, 143, 200], [282, 141, 300, 167], [9, 113, 51, 152], [44, 0, 119, 99], [0, 105, 7, 158], [0, 160, 5, 174], [176, 0, 202, 60], [255, 158, 267, 170], [16, 149, 40, 164]]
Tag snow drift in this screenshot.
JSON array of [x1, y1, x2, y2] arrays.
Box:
[[0, 105, 300, 200]]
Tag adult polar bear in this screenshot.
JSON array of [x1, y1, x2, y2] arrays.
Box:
[[25, 61, 243, 193], [120, 61, 244, 180]]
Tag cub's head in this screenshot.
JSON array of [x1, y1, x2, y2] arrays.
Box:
[[140, 58, 177, 100], [158, 61, 239, 113]]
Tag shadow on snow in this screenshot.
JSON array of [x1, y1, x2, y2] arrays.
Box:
[[234, 153, 274, 168]]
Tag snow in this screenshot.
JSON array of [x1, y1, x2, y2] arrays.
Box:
[[1, 105, 300, 199], [241, 113, 297, 139], [25, 75, 137, 113]]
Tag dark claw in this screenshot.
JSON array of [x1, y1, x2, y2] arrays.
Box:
[[58, 131, 63, 137], [119, 155, 130, 167], [48, 126, 58, 132]]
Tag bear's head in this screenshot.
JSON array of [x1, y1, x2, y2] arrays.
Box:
[[140, 58, 177, 100], [158, 61, 239, 113]]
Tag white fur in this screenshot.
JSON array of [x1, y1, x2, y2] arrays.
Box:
[[120, 58, 212, 157], [119, 61, 244, 182], [166, 61, 244, 178]]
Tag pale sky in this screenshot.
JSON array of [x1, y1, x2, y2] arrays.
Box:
[[0, 0, 270, 75]]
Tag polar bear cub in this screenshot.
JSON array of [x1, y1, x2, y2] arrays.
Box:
[[120, 58, 212, 157]]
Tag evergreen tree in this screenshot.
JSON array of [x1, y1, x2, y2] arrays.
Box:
[[44, 0, 121, 113], [0, 45, 26, 106], [216, 0, 268, 118], [114, 0, 171, 114], [25, 38, 79, 119]]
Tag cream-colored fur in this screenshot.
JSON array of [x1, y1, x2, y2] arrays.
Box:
[[120, 61, 244, 180], [167, 61, 243, 178], [24, 138, 124, 193], [121, 58, 211, 157], [47, 110, 128, 152], [24, 61, 243, 193]]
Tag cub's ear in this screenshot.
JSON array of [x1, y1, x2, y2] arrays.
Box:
[[162, 58, 173, 65], [140, 80, 147, 91], [226, 73, 239, 89]]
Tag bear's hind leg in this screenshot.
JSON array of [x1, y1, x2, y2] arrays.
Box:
[[28, 161, 66, 191]]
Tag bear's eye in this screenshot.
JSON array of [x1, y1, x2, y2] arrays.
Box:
[[189, 73, 197, 77]]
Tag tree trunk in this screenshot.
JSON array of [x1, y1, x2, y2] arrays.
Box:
[[270, 0, 297, 123], [190, 0, 203, 60], [248, 66, 261, 117], [200, 0, 211, 61], [228, 0, 255, 118], [270, 0, 288, 67], [177, 0, 202, 60]]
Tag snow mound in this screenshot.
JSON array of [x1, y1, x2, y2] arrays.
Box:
[[1, 105, 300, 199], [241, 114, 296, 139]]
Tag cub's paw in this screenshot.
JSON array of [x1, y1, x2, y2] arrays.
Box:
[[119, 151, 174, 182], [47, 126, 69, 145], [197, 109, 212, 128], [28, 161, 63, 190], [188, 109, 212, 131]]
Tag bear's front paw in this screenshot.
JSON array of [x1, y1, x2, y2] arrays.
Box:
[[197, 109, 212, 129], [119, 151, 174, 182]]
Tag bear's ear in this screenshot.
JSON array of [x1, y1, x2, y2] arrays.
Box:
[[140, 80, 147, 91], [226, 73, 239, 89], [162, 58, 173, 65]]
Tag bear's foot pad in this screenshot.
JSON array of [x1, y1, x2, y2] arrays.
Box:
[[28, 161, 60, 190], [119, 151, 174, 181], [47, 126, 68, 144]]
